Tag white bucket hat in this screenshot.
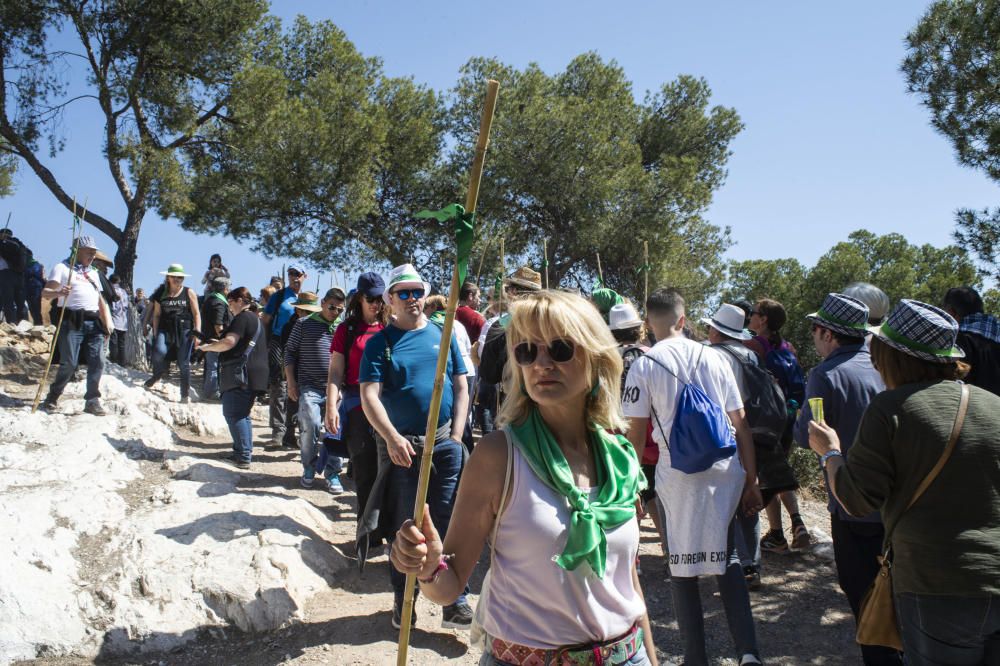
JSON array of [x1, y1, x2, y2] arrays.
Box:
[[608, 303, 643, 331], [384, 264, 430, 303], [700, 303, 751, 341]]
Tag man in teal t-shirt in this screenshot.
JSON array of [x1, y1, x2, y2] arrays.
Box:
[[359, 263, 471, 631]]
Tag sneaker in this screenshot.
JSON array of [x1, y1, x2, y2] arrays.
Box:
[[744, 566, 762, 591], [300, 476, 314, 489], [441, 600, 473, 629], [391, 601, 416, 629], [144, 375, 159, 388], [233, 459, 251, 470], [39, 398, 60, 413], [791, 523, 812, 551], [739, 654, 763, 665], [760, 529, 789, 554], [180, 396, 190, 404], [326, 475, 344, 495], [84, 399, 107, 416]]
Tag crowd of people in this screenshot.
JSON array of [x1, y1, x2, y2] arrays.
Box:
[[17, 232, 1000, 665]]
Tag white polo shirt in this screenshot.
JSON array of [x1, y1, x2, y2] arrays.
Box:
[[48, 262, 103, 311]]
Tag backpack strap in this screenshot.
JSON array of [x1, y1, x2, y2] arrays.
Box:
[[717, 343, 752, 367], [641, 352, 683, 453]]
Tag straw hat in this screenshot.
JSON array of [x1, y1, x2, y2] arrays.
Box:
[[806, 293, 872, 338], [93, 250, 114, 267], [292, 291, 323, 312], [505, 266, 542, 291], [701, 304, 752, 341], [159, 263, 190, 277], [872, 299, 965, 363]]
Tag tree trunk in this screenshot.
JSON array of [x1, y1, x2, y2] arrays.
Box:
[[114, 206, 144, 291]]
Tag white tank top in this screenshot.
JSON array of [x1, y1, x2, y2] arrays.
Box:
[[481, 433, 646, 649]]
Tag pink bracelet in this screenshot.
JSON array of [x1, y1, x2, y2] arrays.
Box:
[[418, 554, 453, 584]]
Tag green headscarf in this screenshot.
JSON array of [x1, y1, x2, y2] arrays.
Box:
[[510, 407, 645, 578], [591, 288, 624, 322]]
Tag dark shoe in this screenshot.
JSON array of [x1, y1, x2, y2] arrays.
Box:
[[40, 398, 60, 413], [441, 600, 473, 629], [234, 460, 251, 470], [84, 399, 107, 416], [760, 529, 789, 554], [391, 601, 416, 629], [744, 566, 762, 591]]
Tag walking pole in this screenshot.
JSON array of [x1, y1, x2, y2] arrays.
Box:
[[3, 212, 10, 231], [596, 252, 603, 285], [543, 238, 549, 289], [396, 79, 499, 665], [643, 240, 649, 309], [32, 198, 84, 413]]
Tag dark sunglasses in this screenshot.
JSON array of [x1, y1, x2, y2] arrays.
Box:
[[288, 270, 303, 278], [392, 288, 425, 301], [513, 339, 576, 366], [363, 294, 382, 304], [328, 303, 345, 312]]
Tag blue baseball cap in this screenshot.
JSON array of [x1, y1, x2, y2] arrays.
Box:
[[356, 271, 385, 297]]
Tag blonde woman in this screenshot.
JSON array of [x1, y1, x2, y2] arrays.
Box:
[[391, 291, 656, 666]]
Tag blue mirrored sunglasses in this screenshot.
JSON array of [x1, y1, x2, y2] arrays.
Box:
[[392, 288, 425, 301]]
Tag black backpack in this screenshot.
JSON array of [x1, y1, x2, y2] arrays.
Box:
[[0, 237, 27, 272], [717, 344, 788, 444], [619, 343, 649, 396]]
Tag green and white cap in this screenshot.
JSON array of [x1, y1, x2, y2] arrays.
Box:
[[159, 263, 190, 277], [384, 263, 430, 302]]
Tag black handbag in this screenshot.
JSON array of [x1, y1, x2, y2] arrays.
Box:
[[219, 317, 262, 393]]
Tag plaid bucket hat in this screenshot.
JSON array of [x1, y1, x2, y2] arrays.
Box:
[[872, 299, 965, 363], [806, 293, 872, 338]]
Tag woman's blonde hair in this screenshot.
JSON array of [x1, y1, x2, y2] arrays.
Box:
[[498, 290, 627, 432]]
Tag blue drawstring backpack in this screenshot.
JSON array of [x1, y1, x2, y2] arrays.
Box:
[[646, 346, 737, 474]]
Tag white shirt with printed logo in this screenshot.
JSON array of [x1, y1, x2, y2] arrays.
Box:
[[48, 262, 103, 311], [622, 335, 746, 577]]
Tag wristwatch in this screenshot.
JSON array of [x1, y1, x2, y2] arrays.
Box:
[[820, 450, 843, 469]]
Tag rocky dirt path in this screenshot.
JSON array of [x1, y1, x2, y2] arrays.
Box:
[[3, 356, 859, 665]]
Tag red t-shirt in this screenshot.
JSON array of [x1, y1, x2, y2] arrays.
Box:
[[455, 305, 485, 345], [330, 320, 385, 386]]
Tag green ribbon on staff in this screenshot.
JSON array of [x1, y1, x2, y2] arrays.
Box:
[[635, 263, 651, 275], [415, 204, 476, 285]]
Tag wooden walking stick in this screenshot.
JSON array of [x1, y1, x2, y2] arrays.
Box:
[[643, 240, 649, 310], [32, 198, 85, 413], [596, 251, 604, 285], [396, 79, 499, 665], [543, 238, 549, 289]]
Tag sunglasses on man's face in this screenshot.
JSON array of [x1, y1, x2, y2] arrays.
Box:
[[328, 302, 345, 313], [392, 288, 425, 301], [513, 339, 576, 366], [288, 271, 303, 278]]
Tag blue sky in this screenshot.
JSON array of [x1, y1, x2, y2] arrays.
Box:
[[3, 1, 996, 293]]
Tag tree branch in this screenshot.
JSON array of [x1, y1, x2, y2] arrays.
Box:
[[166, 98, 229, 149]]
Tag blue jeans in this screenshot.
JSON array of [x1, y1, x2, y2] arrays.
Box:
[[387, 437, 467, 606], [151, 331, 194, 398], [48, 319, 104, 401], [736, 511, 761, 572], [203, 350, 220, 397], [896, 592, 1000, 665], [298, 387, 342, 480], [480, 643, 651, 665], [222, 387, 256, 462], [670, 517, 759, 665]]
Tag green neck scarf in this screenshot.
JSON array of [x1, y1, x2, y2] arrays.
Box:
[[307, 311, 337, 334], [510, 407, 644, 578]]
